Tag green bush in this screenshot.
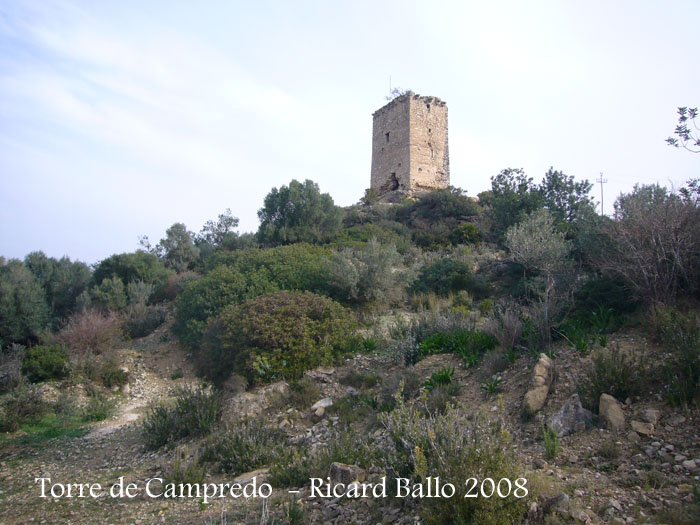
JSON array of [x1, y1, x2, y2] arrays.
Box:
[[449, 223, 481, 245], [577, 344, 645, 411], [200, 291, 358, 384], [0, 385, 48, 432], [412, 259, 475, 297], [21, 344, 69, 383], [92, 250, 173, 289], [573, 275, 639, 317], [418, 329, 497, 365], [424, 366, 455, 390], [89, 275, 128, 312], [380, 399, 530, 524], [172, 265, 278, 348], [326, 240, 408, 308], [543, 424, 560, 459], [125, 305, 167, 338], [202, 420, 286, 474], [142, 386, 222, 449], [203, 243, 332, 293]]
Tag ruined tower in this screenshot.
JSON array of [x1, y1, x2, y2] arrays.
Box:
[[370, 92, 449, 202]]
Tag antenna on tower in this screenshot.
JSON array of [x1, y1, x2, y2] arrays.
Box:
[[596, 172, 608, 215]]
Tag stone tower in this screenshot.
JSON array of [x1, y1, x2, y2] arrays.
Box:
[[370, 91, 449, 202]]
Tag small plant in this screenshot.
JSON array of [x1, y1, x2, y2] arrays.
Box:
[[362, 337, 378, 352], [597, 333, 608, 348], [424, 366, 455, 391], [543, 424, 560, 459], [505, 347, 517, 364], [598, 439, 621, 460], [339, 370, 379, 389], [83, 390, 112, 422], [577, 344, 645, 412], [201, 420, 284, 474], [21, 344, 69, 383], [478, 298, 494, 315], [590, 306, 615, 334], [480, 378, 502, 395], [165, 449, 206, 486], [283, 495, 305, 524], [561, 320, 590, 353], [171, 369, 184, 380], [142, 386, 222, 449]]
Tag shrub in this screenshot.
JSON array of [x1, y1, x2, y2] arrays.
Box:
[[154, 271, 199, 302], [483, 303, 523, 350], [89, 275, 128, 312], [657, 309, 700, 406], [543, 424, 560, 459], [21, 344, 69, 383], [0, 343, 25, 394], [200, 291, 358, 384], [172, 264, 278, 348], [380, 399, 530, 524], [55, 309, 122, 357], [202, 420, 286, 474], [449, 223, 481, 245], [573, 275, 640, 317], [142, 386, 222, 449], [125, 304, 167, 338], [0, 385, 48, 432], [126, 280, 154, 306], [326, 240, 408, 308], [83, 390, 112, 422], [424, 366, 454, 390], [380, 370, 421, 409], [411, 258, 475, 297], [418, 329, 497, 363], [577, 344, 645, 411], [92, 250, 173, 289]]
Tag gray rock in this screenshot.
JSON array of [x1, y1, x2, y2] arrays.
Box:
[[548, 394, 593, 437], [682, 459, 697, 470], [542, 493, 570, 515]]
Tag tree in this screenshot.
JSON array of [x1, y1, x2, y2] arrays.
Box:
[[155, 223, 200, 272], [24, 251, 90, 322], [0, 260, 50, 346], [257, 179, 343, 245], [197, 208, 240, 249], [540, 168, 595, 226], [506, 209, 573, 343], [666, 107, 700, 153], [479, 168, 543, 239], [590, 182, 700, 303], [92, 251, 172, 288]]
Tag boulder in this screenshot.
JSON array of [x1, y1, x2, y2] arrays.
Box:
[[599, 394, 626, 431], [329, 462, 366, 485], [640, 408, 660, 425], [311, 398, 334, 411], [522, 353, 555, 415], [548, 394, 593, 437], [630, 420, 654, 436]]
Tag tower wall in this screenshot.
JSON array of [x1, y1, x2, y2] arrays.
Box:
[[370, 92, 449, 201]]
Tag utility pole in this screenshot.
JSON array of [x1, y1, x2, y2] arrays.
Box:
[[596, 172, 608, 215]]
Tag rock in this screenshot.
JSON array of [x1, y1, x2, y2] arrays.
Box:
[[630, 420, 654, 436], [346, 386, 359, 397], [522, 353, 555, 415], [311, 398, 333, 411], [121, 383, 131, 395], [542, 493, 569, 515], [682, 459, 697, 470], [627, 431, 641, 443], [233, 468, 269, 485], [329, 463, 366, 485], [314, 407, 325, 417], [548, 394, 593, 437], [533, 458, 547, 470], [599, 394, 626, 431], [640, 408, 660, 425], [568, 454, 578, 464]]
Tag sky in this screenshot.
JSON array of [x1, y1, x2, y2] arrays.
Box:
[[1, 0, 698, 264]]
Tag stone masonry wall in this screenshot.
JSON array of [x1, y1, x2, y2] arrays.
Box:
[[370, 92, 449, 201]]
